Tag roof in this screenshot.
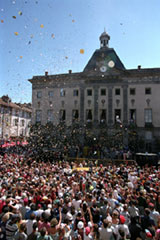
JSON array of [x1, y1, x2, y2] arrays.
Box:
[[83, 47, 125, 72], [0, 98, 32, 112]]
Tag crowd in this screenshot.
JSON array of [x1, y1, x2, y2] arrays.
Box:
[[0, 153, 159, 240]]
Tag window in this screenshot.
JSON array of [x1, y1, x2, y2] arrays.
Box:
[[101, 89, 106, 96], [47, 110, 53, 122], [115, 109, 121, 123], [36, 110, 42, 123], [88, 100, 91, 106], [21, 120, 25, 127], [37, 101, 41, 108], [86, 109, 92, 122], [115, 88, 120, 95], [145, 88, 151, 95], [14, 118, 18, 126], [59, 109, 66, 121], [145, 109, 152, 123], [129, 109, 136, 123], [72, 110, 79, 121], [37, 91, 42, 98], [74, 100, 78, 106], [100, 109, 106, 123], [130, 88, 136, 95], [22, 111, 24, 117], [49, 101, 53, 107], [87, 89, 92, 96], [15, 110, 19, 116], [60, 88, 65, 97], [48, 91, 54, 97], [61, 101, 65, 107], [73, 89, 79, 96]]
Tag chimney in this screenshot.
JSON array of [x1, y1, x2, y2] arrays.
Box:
[[68, 70, 72, 74], [138, 65, 141, 70], [45, 71, 48, 76]]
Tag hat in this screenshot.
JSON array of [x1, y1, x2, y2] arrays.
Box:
[[54, 199, 60, 205], [88, 221, 92, 228], [115, 200, 120, 206], [85, 227, 90, 235], [66, 212, 73, 221], [149, 203, 154, 208], [145, 229, 152, 238], [120, 215, 126, 224], [77, 221, 84, 229], [43, 196, 48, 201]]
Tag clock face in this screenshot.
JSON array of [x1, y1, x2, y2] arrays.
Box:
[[108, 60, 115, 68], [100, 65, 107, 72]]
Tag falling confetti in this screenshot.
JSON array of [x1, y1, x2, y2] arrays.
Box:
[[1, 20, 4, 23], [18, 11, 22, 16], [30, 34, 34, 38], [28, 41, 31, 44], [65, 56, 68, 59], [80, 49, 84, 54], [12, 16, 16, 19], [72, 19, 75, 23], [40, 24, 44, 28], [14, 32, 19, 36], [69, 14, 72, 17], [51, 34, 55, 38], [20, 56, 23, 59]]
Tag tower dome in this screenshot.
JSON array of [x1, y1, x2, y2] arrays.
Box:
[[99, 30, 110, 48]]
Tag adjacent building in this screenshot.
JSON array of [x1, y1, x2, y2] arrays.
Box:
[[0, 95, 32, 139], [29, 32, 160, 151]]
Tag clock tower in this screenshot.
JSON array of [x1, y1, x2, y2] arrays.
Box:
[[83, 31, 125, 73]]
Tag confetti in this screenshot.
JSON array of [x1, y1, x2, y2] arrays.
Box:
[[40, 24, 44, 28], [28, 41, 31, 44], [30, 34, 34, 38], [72, 19, 75, 23], [14, 32, 19, 36], [20, 56, 23, 59], [65, 56, 68, 59], [12, 16, 16, 19], [51, 34, 55, 38], [1, 20, 4, 23], [69, 14, 72, 17], [80, 49, 84, 54], [18, 11, 22, 16]]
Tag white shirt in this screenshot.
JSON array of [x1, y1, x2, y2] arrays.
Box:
[[26, 219, 36, 235], [114, 224, 130, 240], [99, 226, 115, 240]]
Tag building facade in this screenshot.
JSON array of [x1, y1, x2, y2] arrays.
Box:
[[29, 32, 160, 151], [0, 96, 32, 140]]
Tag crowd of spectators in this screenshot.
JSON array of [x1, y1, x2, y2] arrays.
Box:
[[0, 153, 159, 239]]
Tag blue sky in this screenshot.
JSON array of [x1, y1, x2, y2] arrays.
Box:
[[0, 0, 160, 103]]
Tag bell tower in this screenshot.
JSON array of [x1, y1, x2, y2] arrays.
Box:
[[99, 30, 110, 48]]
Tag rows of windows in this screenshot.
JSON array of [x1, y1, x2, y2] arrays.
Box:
[[37, 87, 152, 99], [35, 108, 152, 125]]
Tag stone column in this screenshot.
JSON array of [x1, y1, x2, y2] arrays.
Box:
[[93, 86, 99, 123], [108, 86, 113, 125], [123, 85, 128, 125], [80, 87, 85, 123]]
